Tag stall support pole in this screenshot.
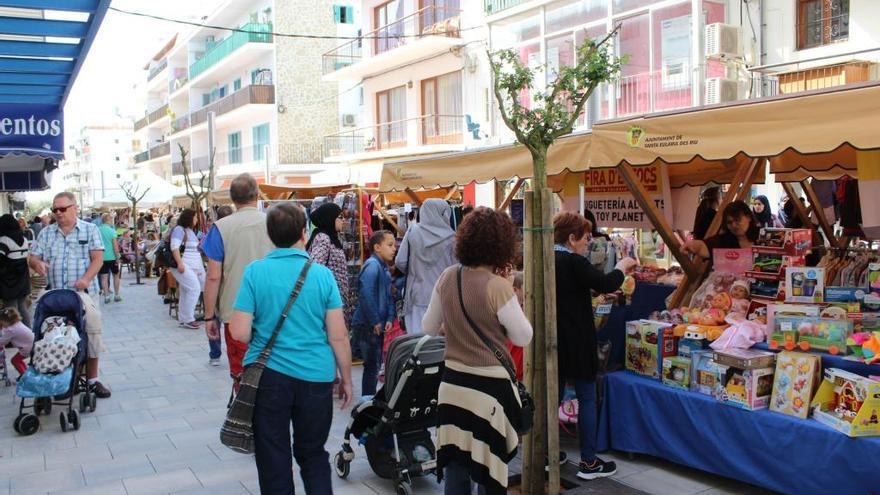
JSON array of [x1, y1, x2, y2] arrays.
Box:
[[496, 178, 525, 212], [801, 179, 837, 246], [403, 188, 423, 206], [669, 158, 762, 308], [781, 182, 814, 231], [617, 163, 700, 280], [373, 204, 404, 236], [444, 187, 458, 201]]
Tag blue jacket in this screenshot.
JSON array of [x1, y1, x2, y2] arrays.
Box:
[[354, 254, 395, 327]]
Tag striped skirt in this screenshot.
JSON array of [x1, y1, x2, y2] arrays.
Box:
[[437, 360, 521, 495]]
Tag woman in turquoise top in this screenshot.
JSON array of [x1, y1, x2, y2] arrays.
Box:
[[230, 203, 353, 494]]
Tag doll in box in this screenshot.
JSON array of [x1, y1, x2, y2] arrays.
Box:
[[729, 281, 751, 317]]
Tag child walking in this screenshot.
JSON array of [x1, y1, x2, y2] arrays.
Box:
[[0, 307, 34, 378], [353, 230, 396, 398]]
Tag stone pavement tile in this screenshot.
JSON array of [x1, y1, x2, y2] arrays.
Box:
[[0, 477, 8, 495], [190, 457, 257, 488], [44, 445, 112, 468], [131, 417, 192, 438], [697, 479, 780, 495], [123, 468, 202, 495], [181, 411, 222, 431], [11, 430, 77, 457], [206, 445, 244, 462], [147, 445, 220, 473], [74, 426, 136, 447], [82, 453, 156, 485], [170, 481, 250, 495], [96, 410, 155, 429], [108, 435, 176, 458], [0, 453, 44, 478], [118, 396, 172, 413], [149, 405, 205, 421], [166, 427, 219, 450], [48, 479, 126, 495], [9, 465, 84, 495], [151, 374, 199, 387], [618, 467, 717, 495], [111, 379, 156, 394]]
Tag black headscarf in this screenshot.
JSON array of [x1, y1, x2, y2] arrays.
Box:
[[752, 195, 773, 227], [306, 202, 343, 251], [0, 214, 24, 245]]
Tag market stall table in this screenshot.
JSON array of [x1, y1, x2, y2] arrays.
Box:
[[597, 371, 880, 495]]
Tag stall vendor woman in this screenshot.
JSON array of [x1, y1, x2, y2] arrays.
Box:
[[682, 201, 759, 261]]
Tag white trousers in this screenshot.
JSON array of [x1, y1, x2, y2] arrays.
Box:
[[171, 262, 205, 324], [404, 304, 428, 335]]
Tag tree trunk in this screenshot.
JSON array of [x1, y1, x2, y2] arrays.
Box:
[[132, 201, 143, 285]]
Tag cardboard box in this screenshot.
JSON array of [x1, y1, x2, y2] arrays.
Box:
[[677, 338, 707, 359], [625, 320, 676, 379], [713, 348, 777, 369], [769, 351, 822, 419], [772, 316, 852, 355], [717, 366, 775, 410], [662, 356, 691, 391], [754, 228, 812, 255], [785, 267, 826, 304], [690, 350, 722, 397], [811, 368, 880, 437]]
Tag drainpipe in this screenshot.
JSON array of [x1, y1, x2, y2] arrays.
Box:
[[758, 0, 765, 66]]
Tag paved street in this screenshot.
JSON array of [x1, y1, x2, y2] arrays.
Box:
[[0, 273, 774, 495]]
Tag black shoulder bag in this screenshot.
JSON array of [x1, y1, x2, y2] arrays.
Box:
[[456, 265, 534, 434], [220, 260, 313, 454]]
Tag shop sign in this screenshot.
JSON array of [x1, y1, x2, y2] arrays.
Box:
[[583, 163, 672, 229], [0, 104, 63, 155]]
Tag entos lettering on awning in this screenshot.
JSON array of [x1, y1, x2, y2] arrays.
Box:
[[0, 103, 63, 157]]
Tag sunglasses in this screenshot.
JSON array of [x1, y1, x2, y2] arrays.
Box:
[[52, 204, 75, 214]]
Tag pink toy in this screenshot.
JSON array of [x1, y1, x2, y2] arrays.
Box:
[[711, 316, 767, 350]]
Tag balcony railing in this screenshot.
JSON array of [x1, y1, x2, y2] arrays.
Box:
[[148, 103, 169, 123], [323, 114, 464, 159], [134, 115, 149, 132], [483, 0, 523, 15], [189, 23, 273, 80], [172, 143, 306, 175], [169, 74, 188, 94], [322, 6, 461, 75], [190, 84, 275, 127], [147, 58, 168, 82], [171, 115, 189, 133], [133, 150, 150, 164], [133, 141, 170, 164]]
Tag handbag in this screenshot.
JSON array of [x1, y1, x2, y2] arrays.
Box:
[[456, 266, 534, 434], [157, 229, 187, 269], [220, 260, 313, 454]]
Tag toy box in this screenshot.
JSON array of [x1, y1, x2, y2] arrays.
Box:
[[713, 348, 777, 369], [825, 287, 866, 310], [754, 228, 812, 255], [747, 253, 805, 277], [713, 248, 752, 276], [625, 320, 676, 379], [662, 356, 691, 391], [690, 350, 722, 396], [717, 366, 775, 410], [868, 263, 880, 295], [677, 338, 707, 359], [811, 368, 880, 437], [772, 315, 852, 355], [785, 267, 825, 303], [769, 351, 822, 419]]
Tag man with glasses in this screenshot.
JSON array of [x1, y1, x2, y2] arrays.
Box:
[[28, 192, 111, 398]]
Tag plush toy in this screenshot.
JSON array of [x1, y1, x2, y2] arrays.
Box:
[[729, 281, 751, 317], [702, 308, 727, 326]]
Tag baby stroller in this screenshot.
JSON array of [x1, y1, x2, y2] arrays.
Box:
[[334, 334, 445, 495], [13, 289, 95, 436]]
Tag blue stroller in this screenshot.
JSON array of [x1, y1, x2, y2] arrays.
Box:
[[13, 289, 96, 436]]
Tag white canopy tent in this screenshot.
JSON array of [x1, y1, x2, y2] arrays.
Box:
[[94, 172, 185, 209]]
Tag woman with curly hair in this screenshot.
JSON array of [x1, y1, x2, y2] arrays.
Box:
[[423, 207, 532, 495], [554, 212, 637, 480]]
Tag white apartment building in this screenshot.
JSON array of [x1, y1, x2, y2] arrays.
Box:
[[67, 117, 135, 208], [321, 0, 491, 186], [132, 0, 341, 188]]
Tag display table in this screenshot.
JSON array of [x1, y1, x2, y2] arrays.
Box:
[[597, 371, 880, 495], [597, 282, 676, 369]]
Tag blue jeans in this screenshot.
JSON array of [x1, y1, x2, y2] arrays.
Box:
[[208, 317, 222, 359], [565, 380, 598, 463], [252, 368, 333, 494], [357, 324, 383, 397], [444, 461, 487, 495]]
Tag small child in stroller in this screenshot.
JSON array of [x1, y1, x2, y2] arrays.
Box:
[[0, 307, 34, 379]]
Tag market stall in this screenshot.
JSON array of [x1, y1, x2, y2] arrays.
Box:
[[585, 82, 880, 495]]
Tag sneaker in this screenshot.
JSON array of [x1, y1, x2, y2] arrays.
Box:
[[545, 451, 569, 471], [90, 381, 112, 399], [104, 296, 111, 304], [180, 321, 201, 329], [114, 295, 122, 302], [209, 358, 221, 367], [577, 458, 617, 480]]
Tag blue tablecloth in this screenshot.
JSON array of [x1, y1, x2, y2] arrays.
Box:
[[753, 342, 880, 377], [598, 371, 880, 495], [597, 282, 675, 369]]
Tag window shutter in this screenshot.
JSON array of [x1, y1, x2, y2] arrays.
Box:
[[333, 5, 342, 23]]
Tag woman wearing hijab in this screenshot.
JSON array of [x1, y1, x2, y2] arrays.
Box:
[[307, 202, 349, 309], [750, 195, 783, 229], [0, 214, 32, 327], [395, 198, 457, 334]]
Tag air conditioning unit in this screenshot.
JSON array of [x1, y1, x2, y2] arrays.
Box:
[[342, 114, 357, 127], [706, 23, 743, 60], [705, 77, 741, 104]]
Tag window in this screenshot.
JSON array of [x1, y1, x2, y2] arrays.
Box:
[[797, 0, 849, 49], [233, 78, 242, 91], [421, 71, 462, 144], [218, 85, 228, 98], [228, 132, 241, 164], [374, 1, 404, 55], [376, 86, 406, 148], [252, 124, 270, 161], [545, 0, 605, 34], [202, 93, 211, 106], [421, 0, 459, 30], [334, 5, 354, 24]]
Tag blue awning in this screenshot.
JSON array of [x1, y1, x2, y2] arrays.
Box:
[[0, 0, 110, 190]]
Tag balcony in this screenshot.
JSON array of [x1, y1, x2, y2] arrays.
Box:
[[169, 74, 188, 95], [322, 6, 464, 81], [147, 58, 168, 82], [133, 141, 171, 164], [134, 115, 149, 132], [323, 114, 464, 160], [190, 84, 274, 127], [751, 59, 877, 96], [483, 0, 523, 15], [170, 115, 189, 133], [173, 143, 297, 176], [134, 103, 170, 132], [189, 23, 273, 80]]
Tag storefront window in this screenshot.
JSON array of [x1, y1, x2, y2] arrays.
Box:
[[575, 25, 610, 123], [797, 0, 849, 49], [652, 3, 692, 112], [616, 13, 650, 116], [545, 0, 607, 35], [613, 0, 657, 15], [492, 11, 540, 48], [518, 42, 541, 108]]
